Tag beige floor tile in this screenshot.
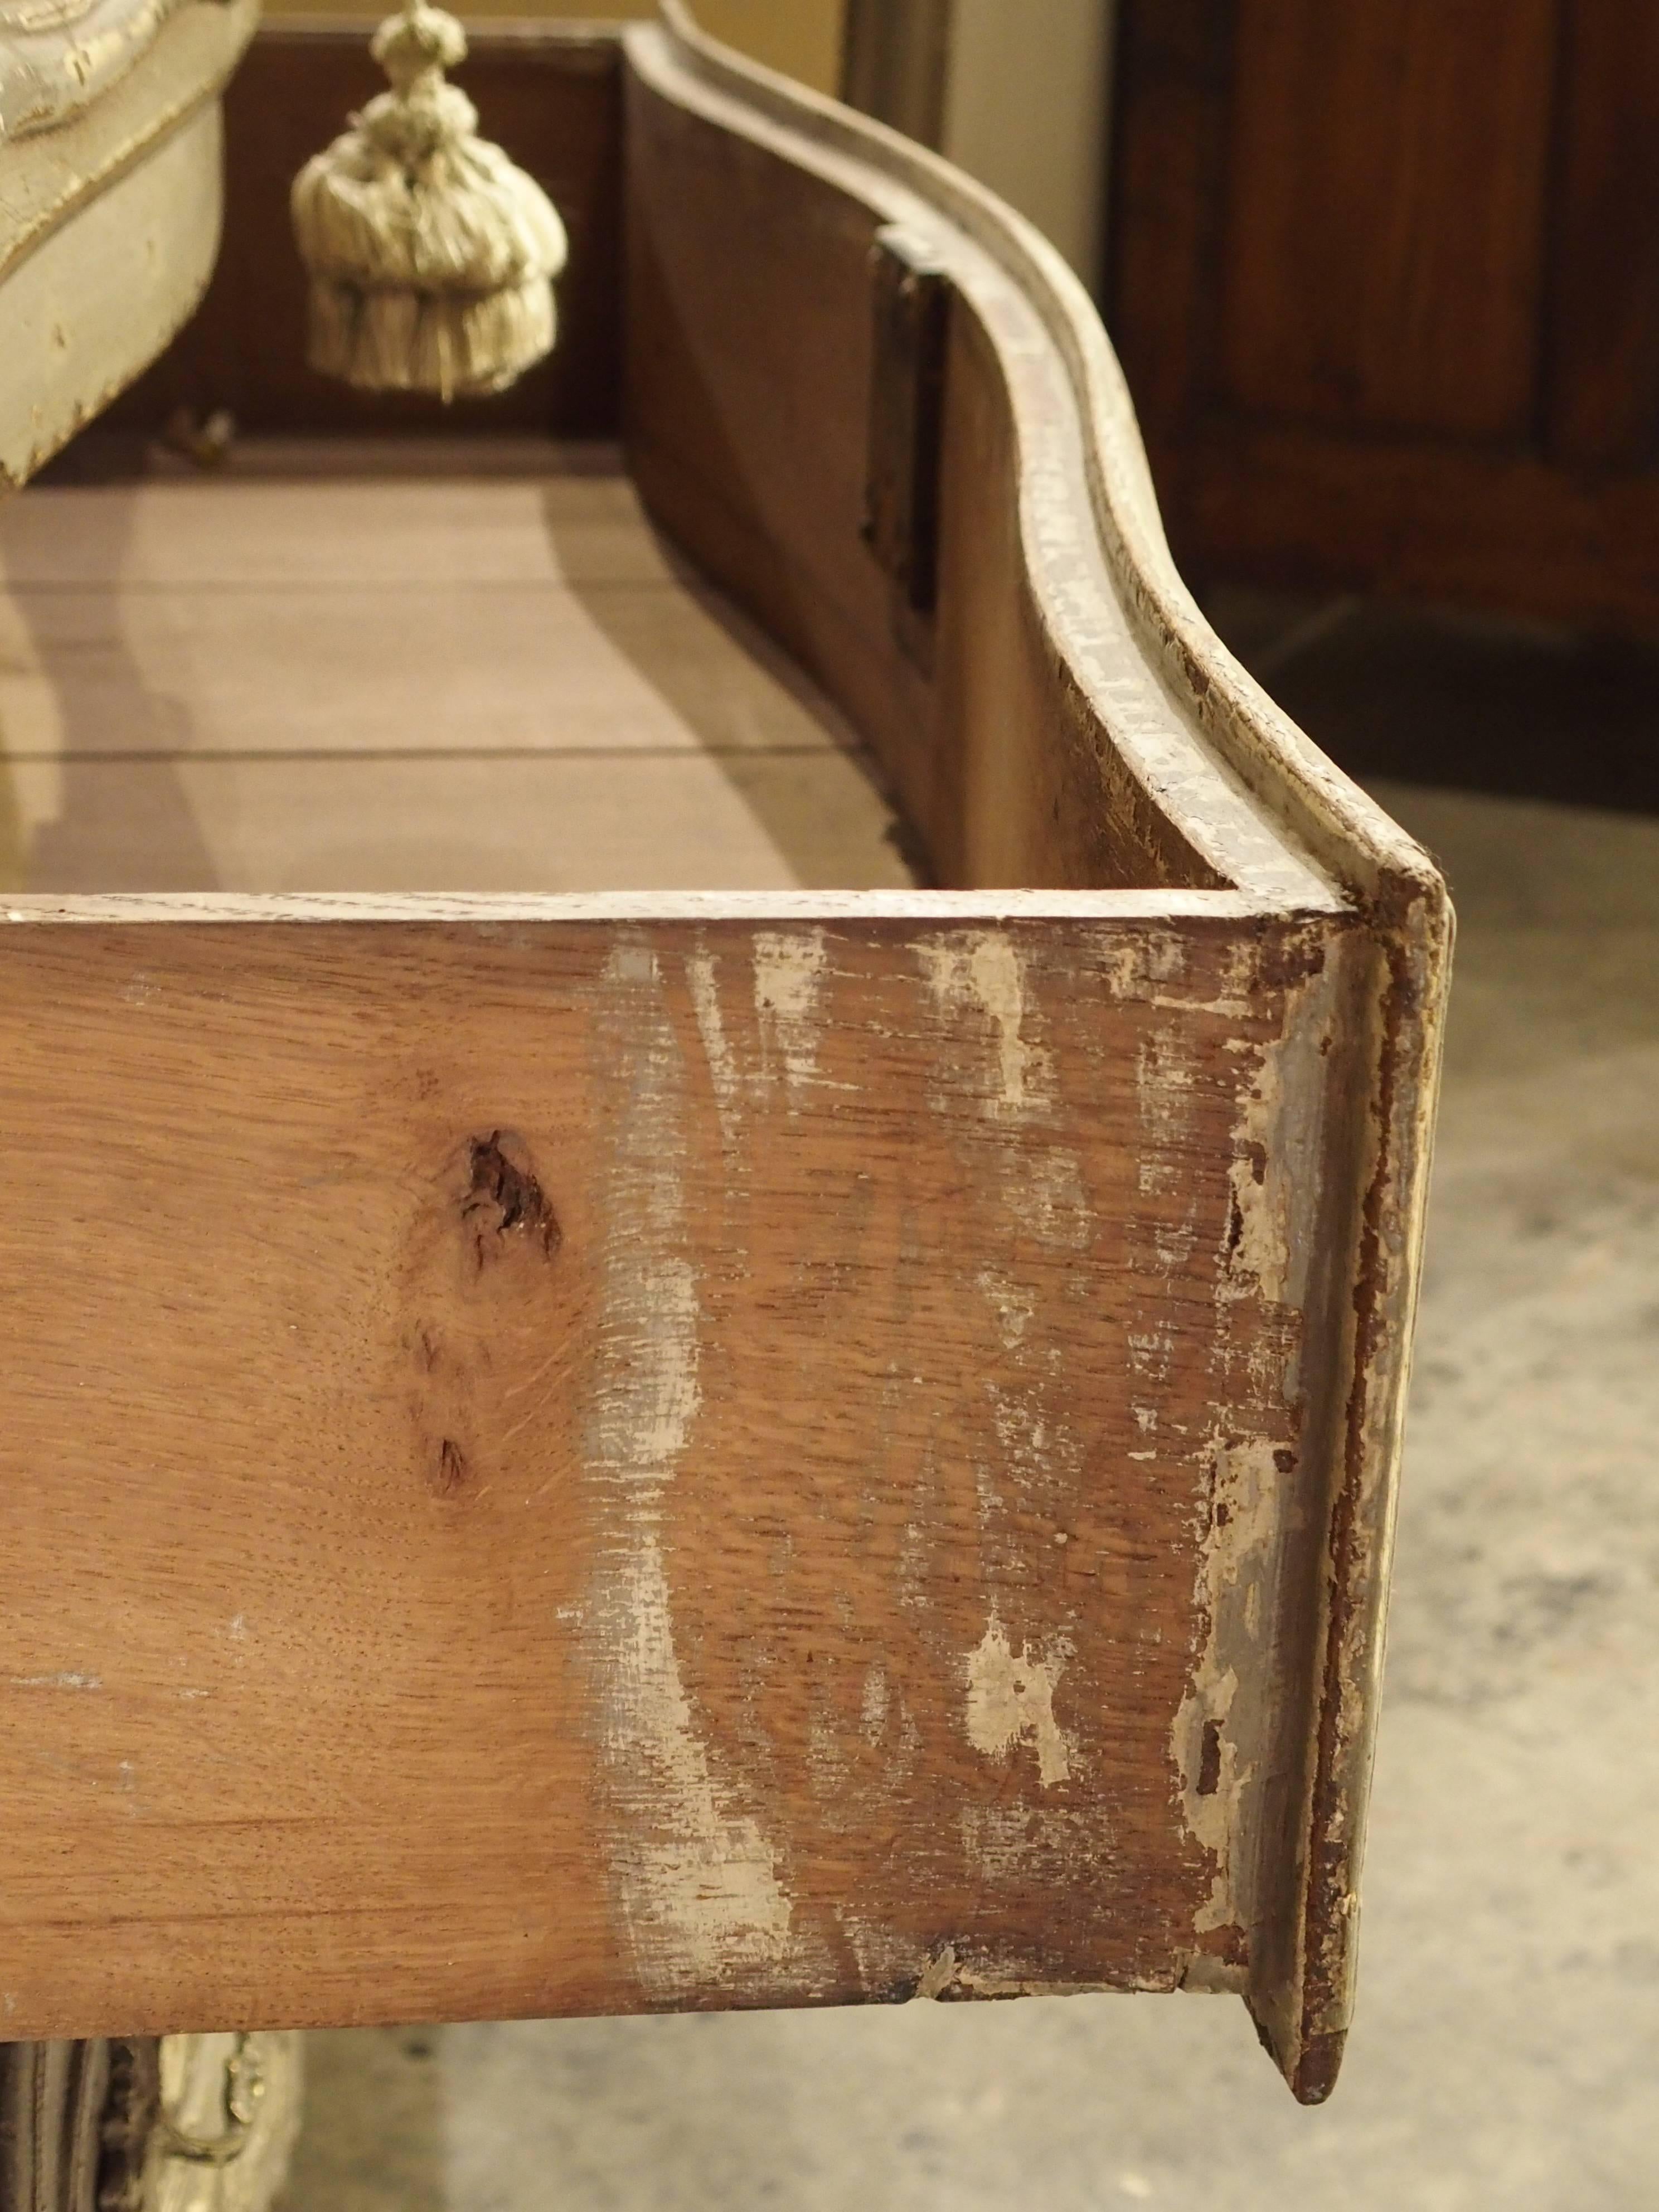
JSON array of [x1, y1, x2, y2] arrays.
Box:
[[0, 453, 911, 896], [0, 472, 676, 590], [2, 748, 909, 895], [0, 583, 844, 760]]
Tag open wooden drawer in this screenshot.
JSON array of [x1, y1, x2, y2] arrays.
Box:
[[0, 4, 1449, 2106]]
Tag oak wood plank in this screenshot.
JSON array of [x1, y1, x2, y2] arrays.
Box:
[[0, 905, 1336, 2038]]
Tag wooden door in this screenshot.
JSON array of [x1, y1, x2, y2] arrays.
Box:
[[1108, 0, 1659, 631]]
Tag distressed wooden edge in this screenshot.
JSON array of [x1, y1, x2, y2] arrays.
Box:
[[0, 887, 1291, 926], [0, 0, 259, 492], [651, 2, 1443, 919], [0, 0, 257, 289], [1270, 895, 1454, 2102], [626, 19, 1335, 915], [0, 3, 1454, 2097], [648, 3, 1455, 2098]]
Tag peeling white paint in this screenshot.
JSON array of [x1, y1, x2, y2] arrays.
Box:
[[1006, 1146, 1092, 1250], [610, 1505, 795, 1987], [977, 1266, 1034, 1349], [1126, 1327, 1174, 1381], [964, 1611, 1074, 1786], [753, 929, 827, 1095], [1136, 1026, 1196, 1146], [860, 1660, 889, 1740], [589, 941, 801, 1999], [960, 1802, 1111, 1883], [989, 1386, 1049, 1476], [1217, 959, 1336, 1311], [919, 931, 1055, 1119], [1168, 945, 1343, 1945], [1175, 1436, 1283, 1937], [1098, 931, 1187, 1001], [686, 947, 743, 1146]]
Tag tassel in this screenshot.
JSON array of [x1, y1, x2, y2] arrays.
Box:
[[290, 0, 567, 402]]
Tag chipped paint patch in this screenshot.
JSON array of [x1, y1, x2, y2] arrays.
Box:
[[977, 1266, 1034, 1349], [1219, 953, 1338, 1312], [588, 942, 799, 1999], [1136, 1026, 1196, 1147], [1004, 1145, 1092, 1250], [1175, 1436, 1284, 1936], [964, 1611, 1074, 1786], [1098, 930, 1187, 1001], [610, 1512, 795, 1987], [686, 946, 742, 1146], [1147, 944, 1343, 1964], [753, 929, 826, 1094], [960, 1803, 1113, 1884], [919, 931, 1055, 1119], [860, 1660, 889, 1740]]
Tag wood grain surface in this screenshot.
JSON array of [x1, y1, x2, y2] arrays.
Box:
[[1219, 0, 1556, 440], [0, 903, 1338, 2037], [1109, 0, 1659, 631]]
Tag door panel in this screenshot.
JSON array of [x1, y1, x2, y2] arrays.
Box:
[[1221, 0, 1558, 438], [1110, 0, 1659, 629]]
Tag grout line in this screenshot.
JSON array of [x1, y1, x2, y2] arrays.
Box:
[[0, 743, 867, 766], [0, 577, 702, 596]]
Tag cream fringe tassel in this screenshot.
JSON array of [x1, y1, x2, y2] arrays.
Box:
[[290, 0, 567, 401]]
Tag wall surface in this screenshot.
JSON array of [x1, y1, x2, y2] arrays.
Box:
[[264, 1, 1113, 273], [943, 0, 1114, 288], [267, 1, 847, 95]]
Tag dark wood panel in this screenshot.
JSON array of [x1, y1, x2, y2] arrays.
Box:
[[1545, 2, 1659, 468], [1108, 0, 1659, 632], [1174, 422, 1659, 631], [1105, 0, 1235, 443], [1219, 0, 1559, 439], [106, 24, 624, 438]]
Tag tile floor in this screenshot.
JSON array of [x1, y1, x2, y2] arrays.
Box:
[[0, 441, 910, 896]]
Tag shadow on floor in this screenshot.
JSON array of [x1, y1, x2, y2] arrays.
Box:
[[1206, 585, 1659, 817]]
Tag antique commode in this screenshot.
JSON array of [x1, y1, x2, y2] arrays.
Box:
[[0, 4, 1449, 2201]]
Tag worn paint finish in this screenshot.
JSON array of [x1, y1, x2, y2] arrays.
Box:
[[964, 1612, 1074, 1786], [585, 940, 801, 2000]]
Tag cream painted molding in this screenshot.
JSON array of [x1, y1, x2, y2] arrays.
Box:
[[942, 0, 1114, 289]]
